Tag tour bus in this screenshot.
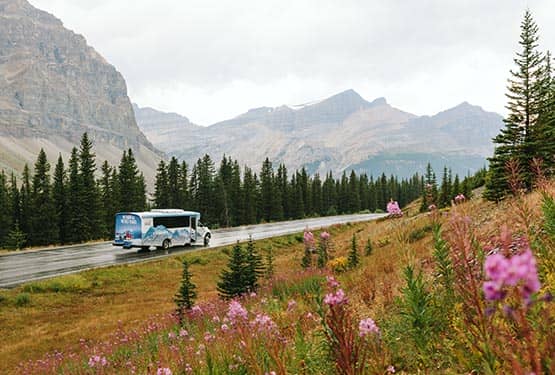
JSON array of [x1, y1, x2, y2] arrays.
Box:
[[113, 209, 211, 250]]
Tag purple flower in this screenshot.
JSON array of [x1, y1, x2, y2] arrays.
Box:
[[88, 355, 108, 368], [157, 368, 172, 375], [387, 365, 396, 373], [304, 231, 315, 247], [227, 300, 248, 322], [324, 289, 346, 306], [358, 318, 380, 337], [326, 275, 340, 288], [483, 280, 505, 301], [320, 231, 330, 240], [484, 253, 509, 282]]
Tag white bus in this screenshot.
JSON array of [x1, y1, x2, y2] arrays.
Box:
[[113, 209, 211, 250]]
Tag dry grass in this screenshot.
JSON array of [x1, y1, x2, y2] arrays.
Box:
[[3, 188, 545, 373], [0, 217, 395, 372]]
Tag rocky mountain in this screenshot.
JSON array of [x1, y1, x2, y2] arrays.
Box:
[[138, 90, 503, 178], [133, 104, 202, 151], [0, 0, 161, 183]]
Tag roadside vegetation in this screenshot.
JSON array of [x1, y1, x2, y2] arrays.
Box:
[[1, 8, 554, 375]]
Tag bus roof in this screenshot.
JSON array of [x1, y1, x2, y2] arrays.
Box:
[[115, 210, 201, 219]]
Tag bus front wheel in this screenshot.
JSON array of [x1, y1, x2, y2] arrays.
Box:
[[204, 234, 210, 246], [159, 239, 171, 250]]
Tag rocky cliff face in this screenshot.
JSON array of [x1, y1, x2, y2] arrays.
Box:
[[136, 90, 503, 178], [0, 0, 161, 183]]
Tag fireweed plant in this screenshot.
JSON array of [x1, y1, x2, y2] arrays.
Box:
[[14, 180, 555, 374]]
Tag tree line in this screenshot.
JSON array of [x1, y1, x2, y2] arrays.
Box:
[[0, 133, 146, 249], [155, 155, 427, 228], [0, 132, 475, 250], [485, 10, 555, 200]]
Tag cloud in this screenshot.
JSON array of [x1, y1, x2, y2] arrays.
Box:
[[29, 0, 555, 125]]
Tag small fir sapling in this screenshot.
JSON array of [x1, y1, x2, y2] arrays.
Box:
[[174, 259, 197, 323], [348, 233, 360, 268]]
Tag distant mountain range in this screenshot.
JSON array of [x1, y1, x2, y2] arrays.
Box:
[[0, 0, 161, 183], [135, 90, 503, 178]]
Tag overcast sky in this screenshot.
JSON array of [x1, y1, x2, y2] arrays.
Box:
[[30, 0, 555, 125]]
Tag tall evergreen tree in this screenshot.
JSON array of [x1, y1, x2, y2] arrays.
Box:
[[30, 149, 58, 245], [486, 10, 551, 199], [154, 160, 169, 208], [99, 160, 115, 238], [78, 133, 100, 240], [19, 164, 32, 237], [66, 148, 82, 243], [167, 157, 181, 208], [52, 155, 68, 243], [0, 171, 10, 245]]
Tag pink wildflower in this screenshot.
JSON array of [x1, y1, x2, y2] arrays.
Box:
[[324, 289, 347, 306], [167, 332, 177, 340], [358, 318, 380, 337], [386, 200, 403, 216], [157, 368, 172, 375], [190, 305, 203, 315], [428, 204, 437, 211], [326, 275, 340, 288], [227, 300, 248, 322], [303, 231, 315, 247], [251, 313, 277, 333], [387, 365, 396, 373], [185, 364, 193, 373], [320, 231, 330, 240], [287, 299, 297, 311], [204, 332, 215, 342], [454, 193, 466, 203], [88, 355, 107, 368], [179, 328, 188, 337], [220, 323, 230, 332]]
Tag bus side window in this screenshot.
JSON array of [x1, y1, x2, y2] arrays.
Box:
[[191, 217, 197, 230]]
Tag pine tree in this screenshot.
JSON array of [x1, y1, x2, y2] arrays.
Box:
[[99, 161, 115, 238], [486, 10, 550, 199], [348, 233, 360, 268], [5, 222, 26, 250], [118, 149, 143, 212], [217, 242, 247, 299], [8, 173, 20, 229], [19, 164, 32, 238], [364, 237, 373, 256], [244, 236, 264, 292], [29, 149, 58, 245], [167, 157, 181, 208], [242, 166, 258, 225], [66, 148, 82, 243], [174, 259, 197, 322], [154, 160, 169, 208], [52, 155, 68, 244], [0, 170, 10, 246], [78, 133, 100, 240]]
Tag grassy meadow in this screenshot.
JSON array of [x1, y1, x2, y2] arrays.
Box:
[[1, 183, 554, 374]]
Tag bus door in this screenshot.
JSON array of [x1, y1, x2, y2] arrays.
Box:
[[191, 216, 197, 242]]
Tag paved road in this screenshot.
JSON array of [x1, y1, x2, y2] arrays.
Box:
[[0, 213, 386, 288]]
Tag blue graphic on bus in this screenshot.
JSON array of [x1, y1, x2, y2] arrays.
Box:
[[114, 214, 142, 245]]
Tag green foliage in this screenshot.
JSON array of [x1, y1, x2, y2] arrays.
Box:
[[364, 237, 373, 256], [174, 259, 197, 321], [432, 224, 455, 307], [486, 10, 553, 200], [264, 246, 274, 279], [393, 265, 437, 366], [22, 275, 92, 293], [271, 274, 324, 302], [542, 193, 555, 239], [4, 222, 26, 250], [408, 224, 433, 243], [217, 242, 248, 299], [15, 292, 31, 307], [347, 233, 359, 268], [301, 246, 313, 269], [244, 237, 265, 292]]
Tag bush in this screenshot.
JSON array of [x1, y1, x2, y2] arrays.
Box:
[[328, 257, 348, 273], [408, 224, 433, 243], [15, 293, 31, 307], [22, 275, 92, 293]]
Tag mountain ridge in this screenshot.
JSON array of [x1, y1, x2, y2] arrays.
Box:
[[135, 89, 503, 178]]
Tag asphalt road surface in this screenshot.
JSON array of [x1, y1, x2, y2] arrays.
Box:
[[0, 213, 386, 288]]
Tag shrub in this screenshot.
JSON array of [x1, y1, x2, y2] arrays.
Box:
[[15, 293, 31, 307], [328, 257, 348, 273]]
